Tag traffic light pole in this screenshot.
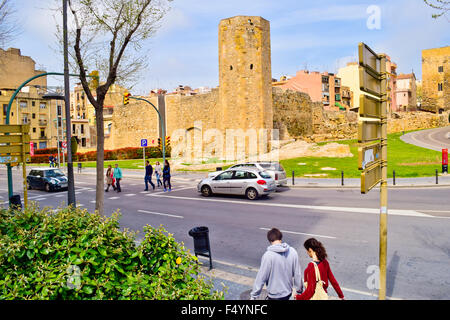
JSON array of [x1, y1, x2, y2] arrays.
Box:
[[128, 96, 166, 167]]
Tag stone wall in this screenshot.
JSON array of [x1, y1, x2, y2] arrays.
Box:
[[272, 87, 314, 139]]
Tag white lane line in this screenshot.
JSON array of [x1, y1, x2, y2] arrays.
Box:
[[55, 194, 64, 198], [108, 197, 120, 200], [34, 197, 47, 201], [125, 193, 136, 197], [90, 200, 96, 203], [148, 194, 434, 218], [137, 209, 183, 219], [259, 227, 337, 239]]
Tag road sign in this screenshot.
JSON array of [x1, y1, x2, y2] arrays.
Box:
[[0, 144, 30, 154], [359, 66, 382, 97], [62, 141, 67, 149], [358, 42, 381, 75], [141, 139, 148, 147], [30, 142, 34, 156], [0, 124, 29, 133], [0, 155, 31, 164], [360, 95, 383, 119], [0, 135, 30, 143], [361, 162, 381, 194], [358, 120, 381, 142], [358, 143, 381, 170]]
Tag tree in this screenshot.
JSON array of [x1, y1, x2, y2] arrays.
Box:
[[0, 0, 19, 46], [67, 0, 171, 214], [423, 0, 449, 20]]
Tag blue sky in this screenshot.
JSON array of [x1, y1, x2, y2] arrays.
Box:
[[6, 0, 450, 95]]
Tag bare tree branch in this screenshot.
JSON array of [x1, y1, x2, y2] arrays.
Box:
[[0, 0, 20, 46]]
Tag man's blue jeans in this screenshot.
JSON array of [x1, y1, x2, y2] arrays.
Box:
[[145, 175, 155, 190]]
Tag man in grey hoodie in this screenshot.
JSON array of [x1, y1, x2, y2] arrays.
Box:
[[250, 228, 303, 300]]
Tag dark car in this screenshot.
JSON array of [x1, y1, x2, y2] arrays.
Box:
[[27, 168, 68, 192]]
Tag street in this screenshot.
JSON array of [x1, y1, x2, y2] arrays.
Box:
[[1, 169, 450, 300], [401, 126, 450, 151]]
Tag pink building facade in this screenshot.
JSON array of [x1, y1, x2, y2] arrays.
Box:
[[275, 70, 345, 110]]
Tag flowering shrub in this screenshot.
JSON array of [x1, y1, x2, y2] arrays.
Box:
[[0, 206, 224, 300]]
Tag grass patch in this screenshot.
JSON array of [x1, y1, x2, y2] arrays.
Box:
[[283, 132, 442, 178]]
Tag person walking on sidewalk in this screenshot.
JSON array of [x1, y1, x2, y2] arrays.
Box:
[[113, 163, 123, 193], [295, 238, 344, 300], [154, 161, 163, 188], [144, 160, 155, 191], [250, 228, 303, 300], [105, 165, 115, 192], [163, 160, 171, 192]]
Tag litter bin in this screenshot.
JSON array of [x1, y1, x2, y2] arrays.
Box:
[[188, 226, 213, 270], [77, 162, 82, 173], [9, 194, 22, 210]]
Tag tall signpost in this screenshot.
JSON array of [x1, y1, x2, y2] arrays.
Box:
[[358, 43, 388, 300], [0, 125, 31, 209]]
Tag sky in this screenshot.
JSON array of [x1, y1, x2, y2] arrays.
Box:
[[5, 0, 450, 95]]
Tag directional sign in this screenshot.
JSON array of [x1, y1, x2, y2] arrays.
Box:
[[360, 95, 383, 119], [359, 67, 382, 97], [0, 155, 31, 164], [358, 42, 381, 75], [358, 143, 381, 170], [0, 135, 30, 144], [141, 139, 148, 147], [0, 144, 30, 154], [361, 162, 381, 194], [0, 124, 29, 133], [358, 120, 381, 143]]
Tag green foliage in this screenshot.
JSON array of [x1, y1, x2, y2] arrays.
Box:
[[0, 206, 224, 300], [71, 137, 78, 155]]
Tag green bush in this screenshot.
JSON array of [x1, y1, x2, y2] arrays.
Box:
[[0, 206, 224, 300]]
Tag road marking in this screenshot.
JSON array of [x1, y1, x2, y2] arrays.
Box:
[[125, 193, 136, 197], [148, 194, 435, 218], [259, 227, 337, 239], [137, 209, 183, 219], [108, 197, 120, 200], [90, 200, 96, 203], [34, 197, 47, 201]]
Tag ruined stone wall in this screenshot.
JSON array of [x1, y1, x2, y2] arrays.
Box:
[[272, 87, 314, 139], [387, 111, 449, 133], [422, 46, 450, 112], [107, 97, 159, 150]]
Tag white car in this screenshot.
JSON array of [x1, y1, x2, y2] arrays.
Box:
[[209, 162, 287, 186], [199, 168, 276, 200]]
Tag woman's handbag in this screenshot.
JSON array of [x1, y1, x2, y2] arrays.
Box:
[[304, 262, 328, 300]]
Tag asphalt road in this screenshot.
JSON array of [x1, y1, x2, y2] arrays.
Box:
[[401, 126, 450, 152], [1, 170, 450, 300]]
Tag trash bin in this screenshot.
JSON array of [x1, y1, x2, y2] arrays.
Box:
[[77, 163, 82, 173], [188, 226, 213, 270], [9, 194, 22, 210]]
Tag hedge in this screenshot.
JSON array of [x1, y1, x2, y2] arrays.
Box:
[[30, 146, 171, 163], [0, 206, 225, 300]]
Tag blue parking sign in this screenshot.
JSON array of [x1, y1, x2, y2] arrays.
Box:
[[141, 139, 148, 147]]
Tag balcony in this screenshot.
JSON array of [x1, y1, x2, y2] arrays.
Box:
[[335, 94, 341, 101], [39, 120, 48, 126]]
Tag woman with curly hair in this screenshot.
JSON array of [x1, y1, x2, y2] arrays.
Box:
[[295, 238, 345, 300]]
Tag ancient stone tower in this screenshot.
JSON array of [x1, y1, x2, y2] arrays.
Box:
[[218, 16, 273, 133]]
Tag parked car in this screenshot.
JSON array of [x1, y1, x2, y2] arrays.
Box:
[[27, 168, 68, 192], [209, 162, 287, 186], [199, 168, 276, 200]]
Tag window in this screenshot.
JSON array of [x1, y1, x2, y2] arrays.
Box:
[[233, 171, 247, 179], [215, 171, 233, 180], [259, 171, 272, 179], [82, 138, 86, 147], [40, 102, 46, 109], [2, 104, 7, 116], [438, 83, 443, 92], [81, 124, 84, 134], [247, 172, 257, 179], [20, 101, 27, 108], [32, 101, 35, 107], [250, 64, 253, 70], [57, 105, 62, 116], [438, 66, 444, 73], [40, 129, 45, 138], [33, 128, 36, 133], [72, 124, 76, 134], [32, 113, 36, 119]]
